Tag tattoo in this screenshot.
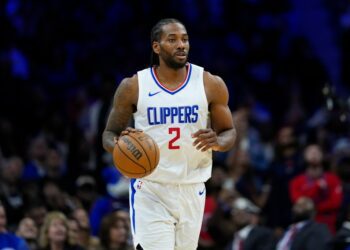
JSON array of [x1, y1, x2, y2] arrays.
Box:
[[102, 77, 137, 153]]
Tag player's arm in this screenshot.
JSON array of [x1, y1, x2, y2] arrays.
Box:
[[102, 76, 139, 154], [192, 72, 236, 152]]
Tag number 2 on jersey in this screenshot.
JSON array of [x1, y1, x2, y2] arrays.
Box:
[[168, 127, 180, 149]]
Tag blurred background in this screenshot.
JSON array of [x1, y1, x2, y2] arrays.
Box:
[[0, 0, 350, 249]]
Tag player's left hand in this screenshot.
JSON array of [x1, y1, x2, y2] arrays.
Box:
[[192, 128, 219, 151]]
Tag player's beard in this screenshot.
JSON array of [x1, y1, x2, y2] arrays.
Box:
[[160, 50, 188, 69]]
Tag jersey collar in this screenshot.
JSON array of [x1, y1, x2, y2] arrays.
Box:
[[150, 63, 192, 95]]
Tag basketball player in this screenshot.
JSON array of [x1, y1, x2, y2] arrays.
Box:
[[102, 18, 236, 250]]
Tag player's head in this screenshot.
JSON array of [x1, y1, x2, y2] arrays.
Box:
[[150, 18, 189, 69]]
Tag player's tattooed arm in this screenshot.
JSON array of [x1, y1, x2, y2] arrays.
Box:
[[102, 76, 138, 153]]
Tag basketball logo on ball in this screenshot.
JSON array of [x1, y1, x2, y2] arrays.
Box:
[[113, 132, 159, 178]]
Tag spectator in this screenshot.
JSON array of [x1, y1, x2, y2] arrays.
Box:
[[71, 207, 100, 250], [226, 197, 275, 250], [75, 175, 99, 212], [44, 147, 68, 190], [0, 200, 29, 250], [67, 218, 79, 247], [289, 144, 343, 233], [22, 135, 49, 181], [16, 217, 39, 250], [225, 148, 271, 208], [265, 125, 303, 232], [24, 199, 48, 228], [0, 156, 25, 228], [276, 197, 332, 250], [113, 209, 133, 247], [227, 106, 272, 173], [98, 213, 133, 250], [38, 211, 84, 250], [42, 180, 79, 215]]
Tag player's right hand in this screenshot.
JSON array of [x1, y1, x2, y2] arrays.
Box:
[[120, 127, 143, 136], [113, 128, 143, 145]]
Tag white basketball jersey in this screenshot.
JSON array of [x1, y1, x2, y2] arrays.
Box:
[[134, 63, 212, 184]]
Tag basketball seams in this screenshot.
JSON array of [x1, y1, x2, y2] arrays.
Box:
[[113, 132, 159, 178], [149, 138, 159, 170], [115, 139, 147, 172], [128, 133, 152, 171]]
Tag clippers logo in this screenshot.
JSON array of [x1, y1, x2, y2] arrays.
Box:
[[137, 181, 143, 189], [122, 137, 142, 160]]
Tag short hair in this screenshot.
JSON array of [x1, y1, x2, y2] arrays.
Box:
[[150, 18, 185, 66]]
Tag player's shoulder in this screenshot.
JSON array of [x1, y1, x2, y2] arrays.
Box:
[[202, 70, 229, 103], [118, 74, 138, 92], [203, 70, 226, 88], [120, 74, 138, 86], [114, 74, 138, 105], [203, 70, 227, 94]]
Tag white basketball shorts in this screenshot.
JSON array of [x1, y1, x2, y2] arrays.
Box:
[[129, 179, 206, 250]]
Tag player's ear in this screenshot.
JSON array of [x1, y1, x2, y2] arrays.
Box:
[[152, 41, 160, 55]]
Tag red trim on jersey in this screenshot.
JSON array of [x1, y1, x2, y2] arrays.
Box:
[[152, 63, 190, 92]]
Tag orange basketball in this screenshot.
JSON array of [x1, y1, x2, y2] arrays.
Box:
[[113, 132, 159, 178]]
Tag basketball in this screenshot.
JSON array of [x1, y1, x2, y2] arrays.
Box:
[[113, 132, 160, 178]]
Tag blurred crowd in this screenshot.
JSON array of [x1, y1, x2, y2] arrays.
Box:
[[1, 0, 350, 249]]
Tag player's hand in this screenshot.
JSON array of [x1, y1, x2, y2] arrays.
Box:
[[114, 128, 143, 144], [120, 127, 143, 136], [192, 128, 219, 151]]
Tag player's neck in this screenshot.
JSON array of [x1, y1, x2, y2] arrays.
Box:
[[155, 63, 188, 89]]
